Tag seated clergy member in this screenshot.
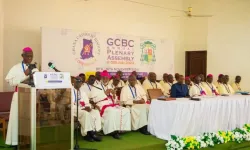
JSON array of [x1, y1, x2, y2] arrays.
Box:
[[94, 71, 101, 86], [90, 71, 131, 139], [189, 75, 207, 97], [203, 74, 219, 96], [109, 70, 125, 87], [130, 71, 142, 86], [231, 76, 242, 92], [218, 75, 235, 95], [185, 76, 192, 90], [171, 75, 189, 98], [110, 75, 124, 88], [72, 76, 102, 142], [160, 74, 174, 96], [142, 72, 164, 94], [120, 75, 150, 135], [199, 74, 206, 86], [79, 73, 86, 83], [81, 75, 97, 98], [5, 47, 39, 147], [215, 74, 224, 90]]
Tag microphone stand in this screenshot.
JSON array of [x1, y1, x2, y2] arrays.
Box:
[[28, 68, 35, 87], [74, 88, 96, 150], [74, 88, 80, 150]]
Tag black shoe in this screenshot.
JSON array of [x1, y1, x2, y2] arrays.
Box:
[[11, 146, 18, 150], [91, 133, 102, 142], [84, 135, 94, 142], [140, 126, 151, 135], [112, 132, 121, 139], [141, 130, 151, 135]]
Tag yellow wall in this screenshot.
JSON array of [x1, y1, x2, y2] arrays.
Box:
[[2, 0, 183, 91], [0, 0, 3, 92], [207, 0, 250, 91]]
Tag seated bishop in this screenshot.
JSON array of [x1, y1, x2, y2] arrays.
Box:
[[203, 74, 219, 96], [109, 70, 125, 87], [189, 75, 207, 97], [120, 75, 150, 135], [89, 71, 131, 139], [218, 75, 235, 95], [72, 76, 102, 142], [185, 76, 192, 90]]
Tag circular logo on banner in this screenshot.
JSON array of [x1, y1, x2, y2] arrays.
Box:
[[72, 32, 101, 67]]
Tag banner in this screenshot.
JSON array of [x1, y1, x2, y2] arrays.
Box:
[[41, 27, 174, 79]]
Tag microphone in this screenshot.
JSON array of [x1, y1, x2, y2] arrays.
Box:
[[48, 62, 60, 72]]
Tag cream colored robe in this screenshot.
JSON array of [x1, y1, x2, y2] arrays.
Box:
[[218, 84, 235, 95], [90, 84, 131, 134], [203, 82, 219, 96], [72, 88, 101, 136], [142, 79, 164, 96], [80, 83, 92, 98], [214, 82, 221, 90], [120, 84, 149, 130], [189, 84, 207, 97], [109, 79, 125, 87], [5, 63, 38, 145], [159, 81, 172, 96], [231, 82, 242, 92]]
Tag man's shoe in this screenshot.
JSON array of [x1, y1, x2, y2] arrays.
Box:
[[112, 133, 121, 139], [91, 134, 102, 142], [83, 135, 94, 142], [141, 130, 151, 135]]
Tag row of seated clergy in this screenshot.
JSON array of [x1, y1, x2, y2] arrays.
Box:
[[78, 74, 150, 139], [189, 75, 235, 97]]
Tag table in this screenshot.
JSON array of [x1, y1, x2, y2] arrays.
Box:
[[148, 95, 250, 140]]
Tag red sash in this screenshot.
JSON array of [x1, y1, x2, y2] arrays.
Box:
[[100, 104, 119, 117], [80, 101, 85, 107]]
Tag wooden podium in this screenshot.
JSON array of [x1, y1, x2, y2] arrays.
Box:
[[18, 72, 73, 150]]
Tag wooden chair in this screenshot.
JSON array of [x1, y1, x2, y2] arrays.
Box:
[[0, 92, 14, 140], [147, 89, 164, 101], [0, 114, 9, 140]]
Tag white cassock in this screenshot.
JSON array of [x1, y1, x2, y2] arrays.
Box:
[[189, 84, 207, 97], [72, 88, 101, 136], [80, 83, 92, 98], [120, 84, 149, 130], [203, 82, 219, 96], [5, 62, 39, 145], [90, 85, 131, 134], [109, 79, 125, 87], [159, 81, 172, 96], [218, 84, 235, 95]]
